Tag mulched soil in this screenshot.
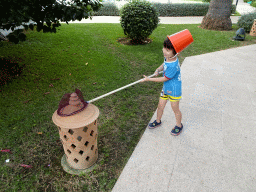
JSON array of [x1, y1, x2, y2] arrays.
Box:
[[0, 58, 25, 87]]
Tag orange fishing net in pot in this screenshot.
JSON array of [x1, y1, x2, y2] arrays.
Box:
[[57, 89, 88, 117]]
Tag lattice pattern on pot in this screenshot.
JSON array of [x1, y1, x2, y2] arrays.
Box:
[[250, 20, 256, 36], [63, 142, 97, 166], [58, 120, 98, 169]]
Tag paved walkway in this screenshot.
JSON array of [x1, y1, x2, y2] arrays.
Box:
[[236, 0, 256, 15], [68, 16, 240, 24], [112, 44, 256, 192]]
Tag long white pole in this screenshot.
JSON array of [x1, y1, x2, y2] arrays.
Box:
[[88, 71, 163, 103]]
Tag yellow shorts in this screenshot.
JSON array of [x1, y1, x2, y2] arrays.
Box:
[[160, 91, 182, 102]]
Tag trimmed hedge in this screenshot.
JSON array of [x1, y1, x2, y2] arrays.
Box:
[[93, 2, 236, 17], [232, 4, 237, 14], [93, 3, 119, 16], [154, 3, 209, 16], [203, 0, 235, 2], [154, 3, 236, 16]]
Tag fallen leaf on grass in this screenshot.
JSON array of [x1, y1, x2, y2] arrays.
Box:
[[23, 100, 31, 104], [37, 132, 43, 134], [20, 164, 33, 168], [1, 149, 12, 154]]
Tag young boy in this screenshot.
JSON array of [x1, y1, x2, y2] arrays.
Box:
[[141, 37, 183, 136]]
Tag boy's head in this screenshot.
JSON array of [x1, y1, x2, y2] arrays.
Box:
[[163, 37, 177, 59]]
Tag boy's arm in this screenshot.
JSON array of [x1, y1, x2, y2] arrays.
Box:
[[141, 76, 169, 83], [157, 63, 164, 71], [142, 63, 167, 83], [155, 63, 164, 74]]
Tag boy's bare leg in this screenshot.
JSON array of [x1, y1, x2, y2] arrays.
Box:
[[171, 101, 182, 127], [156, 98, 168, 123]]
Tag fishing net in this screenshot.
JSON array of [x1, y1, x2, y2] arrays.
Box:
[[57, 89, 88, 117]]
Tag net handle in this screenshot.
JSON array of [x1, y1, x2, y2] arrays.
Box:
[[88, 71, 163, 103]]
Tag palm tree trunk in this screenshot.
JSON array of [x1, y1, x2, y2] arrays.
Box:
[[200, 0, 232, 30]]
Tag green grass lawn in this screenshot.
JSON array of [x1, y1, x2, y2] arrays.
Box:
[[0, 23, 255, 191], [183, 0, 204, 2]]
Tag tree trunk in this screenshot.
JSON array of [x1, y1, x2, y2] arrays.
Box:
[[200, 0, 232, 31]]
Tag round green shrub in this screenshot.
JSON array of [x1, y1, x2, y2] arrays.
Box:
[[237, 12, 256, 33], [120, 1, 159, 43]]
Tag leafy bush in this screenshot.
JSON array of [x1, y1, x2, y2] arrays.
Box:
[[251, 1, 256, 7], [153, 3, 209, 16], [93, 2, 119, 16], [120, 1, 159, 43], [237, 12, 256, 32], [244, 0, 256, 2], [91, 2, 236, 16], [231, 4, 237, 14], [200, 0, 235, 2], [152, 3, 236, 17]]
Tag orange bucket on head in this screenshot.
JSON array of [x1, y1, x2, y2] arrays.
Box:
[[167, 29, 193, 54]]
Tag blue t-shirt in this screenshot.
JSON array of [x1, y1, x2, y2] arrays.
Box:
[[162, 57, 182, 97]]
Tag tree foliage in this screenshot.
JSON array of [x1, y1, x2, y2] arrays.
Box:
[[0, 0, 102, 32]]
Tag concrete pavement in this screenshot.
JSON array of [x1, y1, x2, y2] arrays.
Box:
[[236, 0, 256, 15], [112, 44, 256, 191], [67, 16, 240, 24]]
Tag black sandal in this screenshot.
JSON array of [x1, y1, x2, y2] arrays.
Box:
[[148, 120, 162, 129], [171, 123, 183, 136]]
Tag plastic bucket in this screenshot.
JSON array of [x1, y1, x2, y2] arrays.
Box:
[[167, 29, 193, 54]]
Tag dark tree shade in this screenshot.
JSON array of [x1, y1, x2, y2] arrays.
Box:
[[0, 0, 103, 32]]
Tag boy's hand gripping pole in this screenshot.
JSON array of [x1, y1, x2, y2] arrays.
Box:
[[88, 71, 163, 103]]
